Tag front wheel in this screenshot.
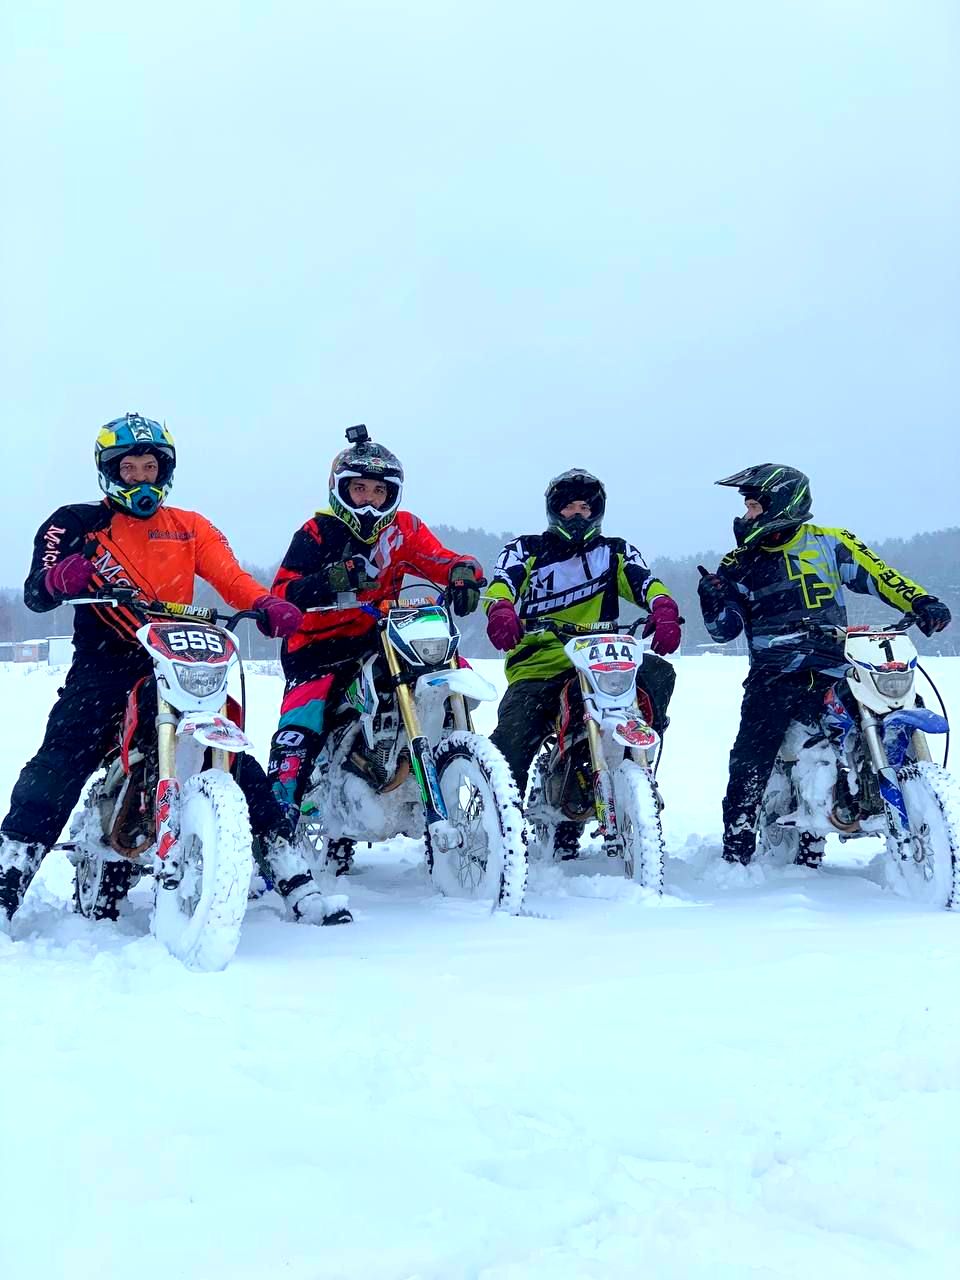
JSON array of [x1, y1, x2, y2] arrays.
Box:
[[614, 761, 665, 891], [430, 731, 527, 913], [152, 770, 254, 970], [886, 762, 960, 909]]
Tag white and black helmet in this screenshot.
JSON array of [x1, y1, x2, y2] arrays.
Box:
[[328, 425, 403, 542]]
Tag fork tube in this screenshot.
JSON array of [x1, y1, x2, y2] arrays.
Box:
[[582, 673, 618, 838], [912, 731, 932, 762], [382, 633, 423, 740], [154, 694, 182, 873], [156, 695, 178, 780], [382, 633, 447, 825]]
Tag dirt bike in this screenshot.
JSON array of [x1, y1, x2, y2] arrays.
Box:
[[758, 616, 959, 909], [296, 583, 527, 913], [524, 619, 666, 890], [60, 587, 268, 970]]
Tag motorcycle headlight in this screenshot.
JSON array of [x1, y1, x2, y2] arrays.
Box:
[[872, 670, 913, 700], [594, 667, 636, 696], [173, 662, 228, 697], [410, 637, 450, 666]]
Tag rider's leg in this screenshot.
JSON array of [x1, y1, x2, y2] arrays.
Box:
[[260, 673, 352, 925], [265, 674, 337, 838], [637, 653, 676, 736], [721, 671, 831, 865], [0, 657, 141, 919], [490, 672, 568, 797]]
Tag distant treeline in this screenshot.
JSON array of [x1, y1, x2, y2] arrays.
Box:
[[2, 524, 958, 659]]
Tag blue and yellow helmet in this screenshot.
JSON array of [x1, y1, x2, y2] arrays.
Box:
[[95, 414, 176, 518]]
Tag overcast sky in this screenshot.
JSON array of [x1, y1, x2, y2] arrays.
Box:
[[1, 0, 957, 585]]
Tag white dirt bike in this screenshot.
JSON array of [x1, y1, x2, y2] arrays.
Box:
[[758, 617, 959, 909], [61, 587, 266, 969], [297, 585, 527, 913], [524, 619, 666, 891]]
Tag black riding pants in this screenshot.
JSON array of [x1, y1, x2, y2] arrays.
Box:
[[1, 655, 283, 850], [721, 667, 834, 859], [490, 653, 676, 798]]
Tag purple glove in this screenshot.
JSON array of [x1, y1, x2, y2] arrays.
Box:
[[254, 594, 303, 639], [642, 595, 682, 656], [486, 599, 523, 652], [45, 553, 96, 601]]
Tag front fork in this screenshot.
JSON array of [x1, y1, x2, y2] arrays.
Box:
[[860, 706, 915, 860], [381, 635, 459, 851], [154, 695, 181, 884], [581, 673, 621, 854], [153, 698, 233, 886]]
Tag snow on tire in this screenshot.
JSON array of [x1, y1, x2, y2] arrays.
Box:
[[886, 762, 960, 910], [152, 770, 254, 971], [614, 760, 665, 892], [430, 731, 527, 914]]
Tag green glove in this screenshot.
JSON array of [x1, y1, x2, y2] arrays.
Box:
[[325, 558, 379, 594], [448, 563, 483, 616]]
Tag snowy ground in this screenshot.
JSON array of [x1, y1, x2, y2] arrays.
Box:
[[1, 656, 958, 1280]]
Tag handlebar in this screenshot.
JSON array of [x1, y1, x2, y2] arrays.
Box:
[[65, 587, 269, 634], [524, 617, 648, 640], [766, 614, 917, 647]]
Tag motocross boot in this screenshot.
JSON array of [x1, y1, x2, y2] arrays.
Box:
[[0, 833, 47, 924], [262, 833, 353, 926], [721, 828, 755, 866]]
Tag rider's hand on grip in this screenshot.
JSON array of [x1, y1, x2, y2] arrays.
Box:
[[912, 595, 951, 637], [486, 599, 522, 652], [325, 558, 379, 595], [449, 563, 483, 617], [642, 595, 682, 656], [254, 594, 303, 638], [45, 553, 96, 601]]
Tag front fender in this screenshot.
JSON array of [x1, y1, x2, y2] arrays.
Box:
[[884, 708, 949, 737], [416, 668, 498, 703], [177, 713, 254, 753]]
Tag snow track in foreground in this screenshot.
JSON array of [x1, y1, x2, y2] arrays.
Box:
[[1, 661, 959, 1278]]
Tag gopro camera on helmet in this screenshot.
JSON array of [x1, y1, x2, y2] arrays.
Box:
[[345, 423, 370, 446]]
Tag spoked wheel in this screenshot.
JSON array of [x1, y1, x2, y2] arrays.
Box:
[[74, 852, 141, 921], [886, 762, 960, 909], [614, 761, 665, 891], [153, 770, 254, 971], [430, 731, 527, 913]]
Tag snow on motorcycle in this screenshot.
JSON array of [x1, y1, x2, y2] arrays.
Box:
[[758, 616, 959, 908], [297, 583, 528, 913], [60, 587, 268, 969], [524, 619, 666, 891]]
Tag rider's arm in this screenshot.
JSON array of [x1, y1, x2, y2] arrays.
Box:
[[831, 528, 928, 612], [271, 523, 340, 609], [192, 513, 266, 611], [403, 514, 482, 585], [23, 504, 108, 613], [615, 541, 672, 609], [699, 557, 746, 643], [484, 537, 533, 610]]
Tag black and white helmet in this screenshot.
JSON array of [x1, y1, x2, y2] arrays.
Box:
[[328, 425, 403, 543], [545, 469, 606, 544]]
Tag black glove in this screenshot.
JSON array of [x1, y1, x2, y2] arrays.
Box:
[[448, 563, 483, 617], [912, 595, 951, 637], [697, 564, 728, 615], [325, 557, 379, 595]]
